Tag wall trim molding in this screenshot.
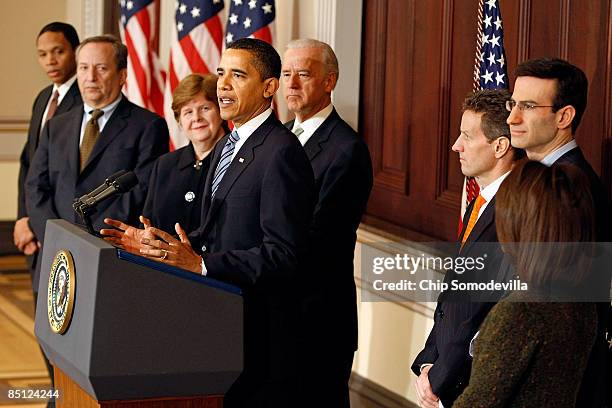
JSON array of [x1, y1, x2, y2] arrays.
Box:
[[315, 0, 337, 48], [357, 224, 437, 317], [83, 0, 105, 37], [0, 119, 28, 161], [350, 372, 418, 408], [0, 118, 29, 129]]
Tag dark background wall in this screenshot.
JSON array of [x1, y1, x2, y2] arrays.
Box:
[[360, 0, 612, 241]]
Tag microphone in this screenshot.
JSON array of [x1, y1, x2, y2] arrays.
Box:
[[72, 171, 138, 235], [75, 169, 127, 204], [80, 172, 139, 208]]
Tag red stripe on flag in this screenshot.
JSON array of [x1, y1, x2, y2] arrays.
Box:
[[205, 16, 224, 52], [168, 57, 179, 92], [252, 27, 272, 45], [179, 34, 210, 74], [135, 7, 151, 42], [124, 30, 149, 108], [149, 66, 164, 115]]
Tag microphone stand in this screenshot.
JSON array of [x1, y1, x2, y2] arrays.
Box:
[[72, 171, 137, 237], [73, 200, 98, 236]]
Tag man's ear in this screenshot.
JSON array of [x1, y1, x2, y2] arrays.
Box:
[[556, 105, 576, 131], [119, 68, 128, 87], [324, 71, 338, 93], [263, 78, 279, 99], [494, 136, 511, 158]]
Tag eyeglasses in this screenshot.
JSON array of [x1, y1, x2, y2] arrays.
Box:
[[506, 100, 554, 112]]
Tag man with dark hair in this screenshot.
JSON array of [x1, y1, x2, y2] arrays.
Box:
[[507, 56, 611, 408], [27, 33, 169, 268], [15, 21, 81, 290], [102, 38, 315, 407], [412, 89, 522, 408], [15, 24, 82, 405], [281, 38, 373, 408]]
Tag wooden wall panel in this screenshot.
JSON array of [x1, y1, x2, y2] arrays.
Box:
[[361, 0, 612, 241]]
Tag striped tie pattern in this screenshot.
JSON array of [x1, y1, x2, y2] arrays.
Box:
[[293, 126, 304, 137], [211, 130, 240, 198]]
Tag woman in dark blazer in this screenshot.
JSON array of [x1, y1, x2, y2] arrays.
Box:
[[143, 74, 228, 234], [454, 161, 599, 408]]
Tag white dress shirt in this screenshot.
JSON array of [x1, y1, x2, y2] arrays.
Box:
[[230, 108, 273, 161], [474, 170, 511, 221], [80, 94, 123, 145], [540, 139, 578, 167], [41, 75, 77, 127], [291, 103, 333, 146]]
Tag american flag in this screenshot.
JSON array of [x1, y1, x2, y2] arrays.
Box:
[[461, 0, 508, 225], [163, 0, 225, 149], [225, 0, 275, 46], [119, 0, 166, 118], [474, 0, 508, 90]]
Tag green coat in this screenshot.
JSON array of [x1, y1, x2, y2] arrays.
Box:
[[455, 292, 597, 408]]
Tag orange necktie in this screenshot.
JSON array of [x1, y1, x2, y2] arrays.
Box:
[[462, 194, 486, 244]]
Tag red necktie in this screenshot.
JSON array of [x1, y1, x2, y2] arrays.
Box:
[[462, 195, 486, 244]]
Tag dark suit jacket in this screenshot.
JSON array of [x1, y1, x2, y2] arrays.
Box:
[[18, 82, 82, 220], [286, 109, 373, 357], [412, 195, 508, 407], [555, 147, 612, 408], [143, 143, 211, 235], [188, 113, 315, 407], [26, 96, 169, 291]]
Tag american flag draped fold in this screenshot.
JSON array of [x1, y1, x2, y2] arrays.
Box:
[[461, 0, 508, 224], [119, 0, 166, 118], [225, 0, 276, 46], [163, 0, 225, 149]]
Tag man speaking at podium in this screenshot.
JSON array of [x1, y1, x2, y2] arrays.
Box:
[[102, 38, 315, 408]]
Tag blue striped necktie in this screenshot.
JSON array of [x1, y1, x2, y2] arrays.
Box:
[[211, 130, 240, 198]]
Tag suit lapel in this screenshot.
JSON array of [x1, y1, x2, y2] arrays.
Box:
[[302, 109, 339, 161], [30, 86, 53, 156], [66, 107, 85, 182], [80, 97, 130, 174], [198, 140, 223, 234], [200, 115, 276, 231], [56, 82, 81, 115]]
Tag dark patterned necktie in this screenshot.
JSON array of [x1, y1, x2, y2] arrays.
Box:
[[80, 109, 104, 171]]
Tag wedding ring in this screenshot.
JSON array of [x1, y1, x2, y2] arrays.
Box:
[[161, 249, 168, 260]]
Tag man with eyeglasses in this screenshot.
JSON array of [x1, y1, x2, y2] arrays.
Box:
[[507, 57, 611, 408]]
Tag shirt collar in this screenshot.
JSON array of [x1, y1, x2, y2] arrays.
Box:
[[83, 94, 122, 116], [291, 103, 334, 146], [480, 170, 511, 202], [540, 139, 578, 167], [233, 108, 273, 140], [53, 75, 77, 104]]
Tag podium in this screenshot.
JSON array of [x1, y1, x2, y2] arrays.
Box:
[[34, 220, 243, 407]]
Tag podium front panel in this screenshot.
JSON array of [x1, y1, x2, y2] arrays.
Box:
[[35, 219, 243, 401]]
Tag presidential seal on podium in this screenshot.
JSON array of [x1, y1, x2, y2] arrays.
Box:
[[47, 250, 76, 334]]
